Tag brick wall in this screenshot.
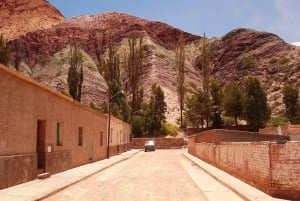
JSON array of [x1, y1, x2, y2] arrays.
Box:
[[132, 138, 184, 149], [188, 140, 300, 200], [195, 129, 289, 144]]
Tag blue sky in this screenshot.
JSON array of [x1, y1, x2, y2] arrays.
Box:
[[48, 0, 300, 44]]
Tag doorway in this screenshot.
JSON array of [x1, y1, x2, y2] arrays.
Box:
[[36, 120, 46, 172]]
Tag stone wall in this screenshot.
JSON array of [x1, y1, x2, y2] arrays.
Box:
[[0, 154, 37, 189], [188, 137, 300, 200], [132, 138, 184, 149]]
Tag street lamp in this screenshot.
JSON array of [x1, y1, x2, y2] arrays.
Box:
[[107, 90, 123, 159]]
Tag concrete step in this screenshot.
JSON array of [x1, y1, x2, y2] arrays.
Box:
[[37, 172, 51, 179]]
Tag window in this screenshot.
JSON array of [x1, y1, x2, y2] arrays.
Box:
[[56, 122, 63, 146], [100, 132, 103, 146], [78, 127, 83, 146]]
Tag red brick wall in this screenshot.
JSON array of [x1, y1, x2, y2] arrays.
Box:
[[189, 141, 300, 200], [132, 138, 184, 149], [270, 142, 300, 199], [195, 129, 289, 144]]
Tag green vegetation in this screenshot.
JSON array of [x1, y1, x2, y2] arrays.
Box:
[[282, 85, 299, 123], [0, 33, 10, 66], [244, 77, 270, 131], [242, 57, 256, 69], [175, 33, 186, 128], [145, 84, 167, 136], [270, 115, 289, 127], [129, 83, 167, 137], [223, 82, 244, 126], [99, 40, 130, 122], [68, 43, 84, 101], [161, 123, 178, 137], [124, 36, 144, 117], [269, 58, 278, 64], [201, 33, 210, 94], [184, 89, 212, 128]]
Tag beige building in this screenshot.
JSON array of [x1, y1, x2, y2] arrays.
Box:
[[0, 64, 132, 189]]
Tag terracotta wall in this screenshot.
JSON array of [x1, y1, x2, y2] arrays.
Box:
[[0, 65, 131, 189], [188, 140, 300, 200], [132, 138, 184, 149]]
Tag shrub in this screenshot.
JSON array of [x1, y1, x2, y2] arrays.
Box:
[[242, 58, 256, 69], [269, 58, 278, 64], [279, 58, 290, 65], [270, 115, 288, 127], [161, 123, 178, 137]]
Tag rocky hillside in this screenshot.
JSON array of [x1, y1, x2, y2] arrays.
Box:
[[7, 12, 201, 124], [0, 0, 66, 40], [3, 0, 300, 124], [209, 28, 300, 113]]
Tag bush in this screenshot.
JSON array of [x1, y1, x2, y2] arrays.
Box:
[[269, 58, 278, 64], [161, 123, 178, 137], [270, 115, 288, 127], [279, 58, 290, 65], [223, 116, 235, 126]]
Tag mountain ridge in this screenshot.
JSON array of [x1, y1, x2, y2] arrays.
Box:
[[2, 1, 300, 123]]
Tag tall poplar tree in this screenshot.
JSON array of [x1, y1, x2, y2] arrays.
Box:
[[0, 34, 10, 66], [124, 36, 144, 117], [68, 43, 84, 101], [99, 40, 129, 122], [176, 33, 185, 128], [201, 33, 210, 94]]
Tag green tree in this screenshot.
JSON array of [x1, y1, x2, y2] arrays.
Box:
[[209, 78, 222, 108], [176, 33, 185, 128], [68, 43, 84, 101], [223, 82, 244, 126], [124, 36, 144, 117], [201, 33, 210, 94], [282, 85, 299, 123], [184, 89, 212, 128], [0, 33, 10, 66], [244, 77, 270, 131], [146, 84, 167, 136], [99, 40, 130, 122]]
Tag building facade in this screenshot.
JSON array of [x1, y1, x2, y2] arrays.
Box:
[[0, 64, 132, 189]]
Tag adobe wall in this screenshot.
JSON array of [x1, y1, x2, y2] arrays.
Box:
[[0, 65, 131, 189], [188, 139, 300, 200], [132, 138, 184, 149]]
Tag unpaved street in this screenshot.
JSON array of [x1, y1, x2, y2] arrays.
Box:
[[43, 150, 242, 201]]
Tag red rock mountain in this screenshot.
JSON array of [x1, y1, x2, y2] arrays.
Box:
[[0, 0, 66, 40], [3, 1, 300, 123]]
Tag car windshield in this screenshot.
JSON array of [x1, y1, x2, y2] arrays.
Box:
[[145, 140, 154, 145]]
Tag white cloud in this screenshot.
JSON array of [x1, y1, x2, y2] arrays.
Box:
[[291, 42, 300, 46]]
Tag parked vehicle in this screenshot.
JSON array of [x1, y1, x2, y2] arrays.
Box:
[[144, 140, 155, 152]]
